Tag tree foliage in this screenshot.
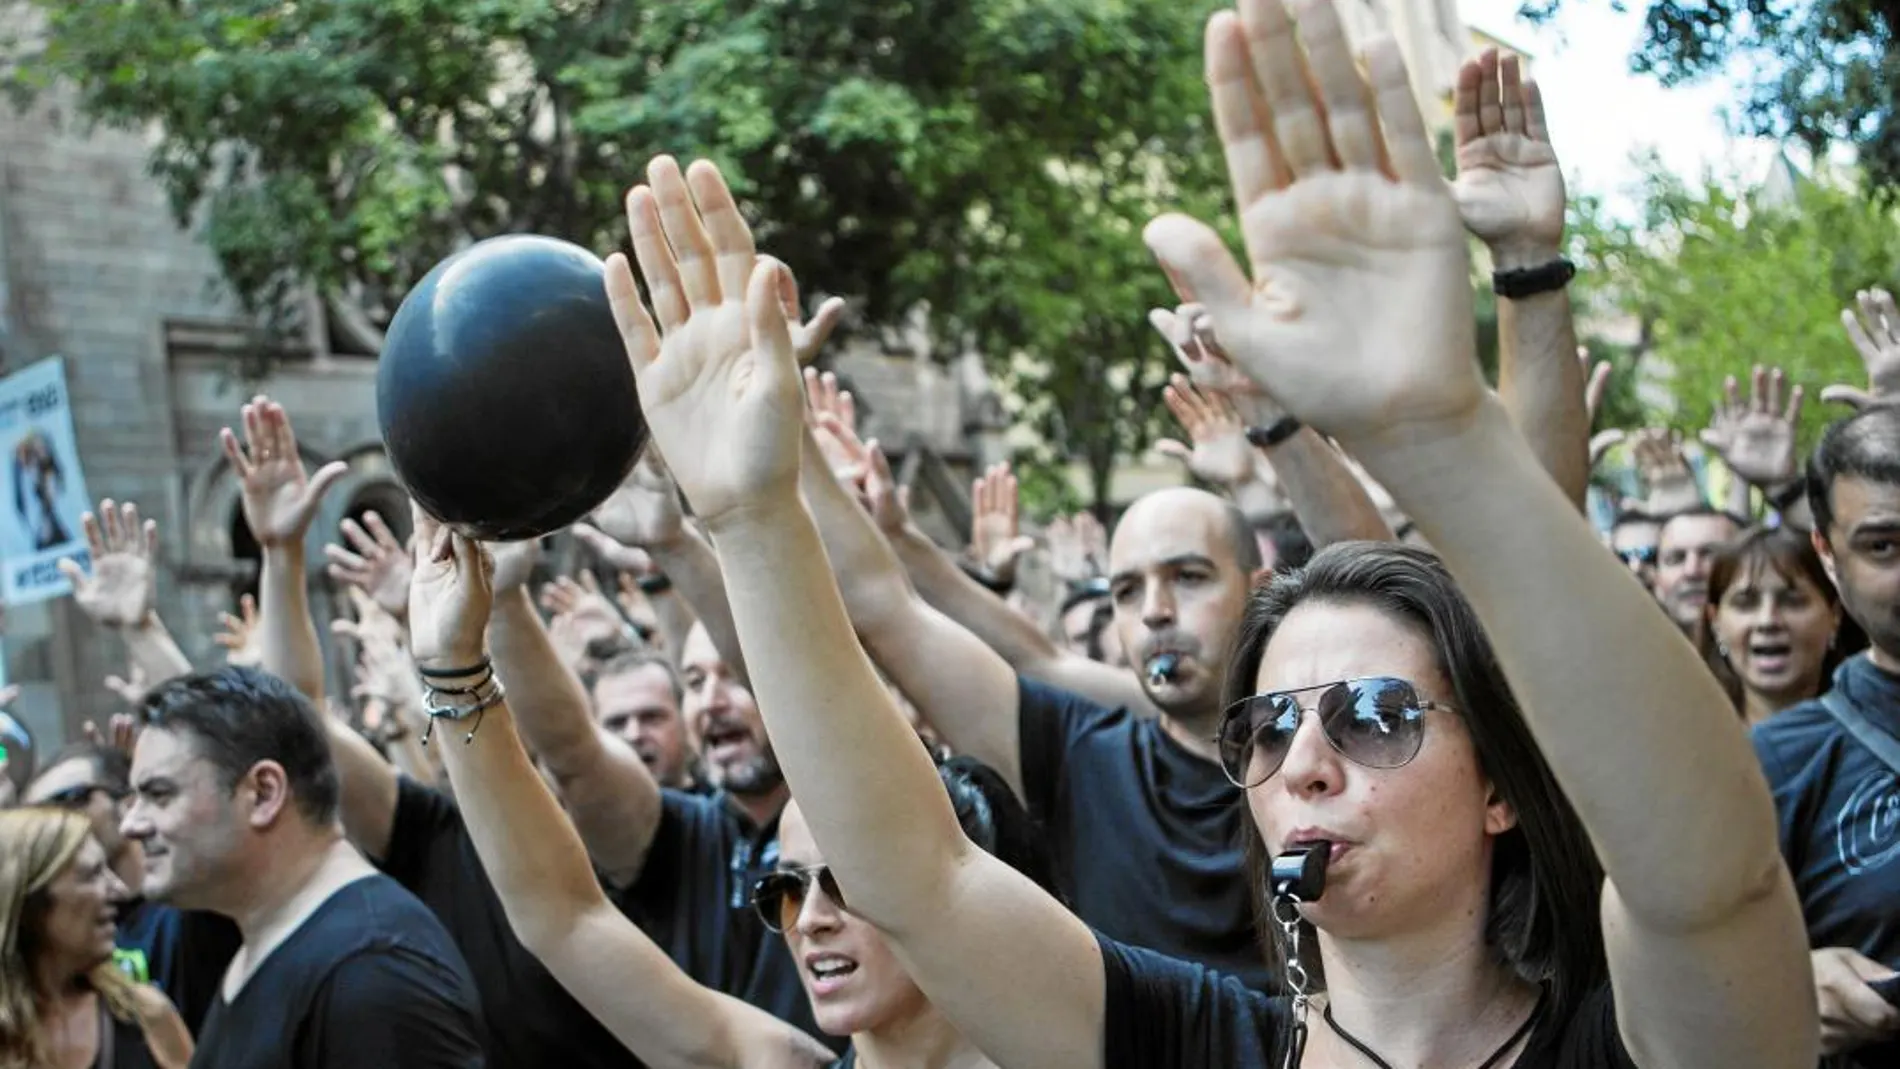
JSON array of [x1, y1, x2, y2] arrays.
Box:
[[1571, 156, 1900, 444], [1522, 0, 1900, 190], [4, 0, 1225, 508]]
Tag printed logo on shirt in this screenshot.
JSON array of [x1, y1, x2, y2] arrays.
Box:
[[112, 947, 150, 984], [1836, 771, 1900, 876]]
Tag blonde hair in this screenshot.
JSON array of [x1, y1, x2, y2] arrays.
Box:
[[0, 808, 138, 1069]]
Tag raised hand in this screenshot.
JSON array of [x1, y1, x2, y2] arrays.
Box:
[[604, 156, 803, 528], [589, 448, 687, 550], [325, 510, 413, 619], [1143, 0, 1480, 450], [349, 613, 425, 717], [571, 522, 660, 575], [1451, 49, 1565, 266], [969, 463, 1036, 584], [1149, 301, 1270, 401], [59, 499, 158, 628], [803, 369, 868, 484], [1699, 365, 1805, 488], [1046, 511, 1107, 584], [331, 586, 408, 658], [1832, 288, 1900, 410], [541, 573, 632, 670], [406, 505, 494, 672], [213, 593, 262, 667], [859, 440, 915, 536], [776, 264, 847, 366], [487, 538, 544, 597], [103, 665, 150, 708], [1631, 427, 1704, 513], [220, 397, 348, 548], [1156, 374, 1261, 487]]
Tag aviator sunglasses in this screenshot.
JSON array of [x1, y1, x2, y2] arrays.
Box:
[[1215, 676, 1454, 789], [751, 866, 848, 933]]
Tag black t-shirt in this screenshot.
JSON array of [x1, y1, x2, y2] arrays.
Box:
[[378, 776, 646, 1069], [1754, 653, 1900, 1069], [1017, 677, 1270, 990], [611, 789, 834, 1051], [113, 898, 241, 1033], [188, 874, 486, 1069], [1098, 934, 1636, 1068]]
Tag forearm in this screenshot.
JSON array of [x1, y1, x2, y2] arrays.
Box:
[[646, 528, 747, 685], [1356, 399, 1783, 926], [258, 544, 326, 700], [1260, 429, 1395, 545], [796, 428, 919, 627], [708, 495, 973, 933], [488, 588, 660, 883], [891, 525, 1064, 672], [1496, 286, 1589, 508], [122, 615, 193, 684]]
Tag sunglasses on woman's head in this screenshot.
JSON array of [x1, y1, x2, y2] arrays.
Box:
[[751, 866, 847, 933], [1215, 676, 1452, 789]]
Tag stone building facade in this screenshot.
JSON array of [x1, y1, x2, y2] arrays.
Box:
[[0, 79, 1006, 762]]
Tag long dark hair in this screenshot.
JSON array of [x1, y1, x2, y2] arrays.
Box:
[[1222, 542, 1606, 1022], [938, 755, 1062, 899], [1701, 525, 1863, 712]]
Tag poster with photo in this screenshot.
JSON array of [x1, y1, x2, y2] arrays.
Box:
[[0, 357, 92, 604]]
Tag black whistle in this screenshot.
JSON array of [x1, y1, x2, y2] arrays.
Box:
[[1270, 842, 1330, 901], [1146, 653, 1180, 686]]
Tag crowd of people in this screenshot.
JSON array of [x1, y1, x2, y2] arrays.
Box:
[[2, 1, 1897, 1066]]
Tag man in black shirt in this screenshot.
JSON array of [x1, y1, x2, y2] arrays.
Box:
[[120, 667, 485, 1068], [25, 741, 240, 1032], [1754, 404, 1900, 1066], [801, 428, 1274, 988]]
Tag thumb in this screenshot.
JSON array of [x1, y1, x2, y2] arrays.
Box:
[[56, 557, 85, 586], [1696, 429, 1724, 450], [1143, 214, 1253, 321], [306, 461, 350, 504], [1821, 385, 1875, 410], [1006, 536, 1037, 557], [1154, 438, 1193, 462]]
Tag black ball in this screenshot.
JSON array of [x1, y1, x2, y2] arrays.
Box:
[[376, 235, 646, 542]]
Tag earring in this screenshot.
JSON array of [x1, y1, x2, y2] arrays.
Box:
[[1716, 641, 1732, 661]]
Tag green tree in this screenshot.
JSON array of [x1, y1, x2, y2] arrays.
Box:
[[1570, 157, 1900, 443], [4, 0, 1225, 507], [1523, 1, 1900, 189]]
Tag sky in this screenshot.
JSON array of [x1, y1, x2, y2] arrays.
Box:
[[1457, 0, 1783, 213]]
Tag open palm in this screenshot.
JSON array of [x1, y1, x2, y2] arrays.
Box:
[[221, 397, 347, 548], [1145, 11, 1481, 449], [590, 449, 686, 548], [60, 499, 157, 628], [606, 157, 802, 526], [1451, 51, 1563, 255]]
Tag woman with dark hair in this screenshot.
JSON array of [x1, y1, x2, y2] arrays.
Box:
[[560, 4, 1814, 1065], [1701, 526, 1855, 724], [402, 524, 1055, 1068], [0, 808, 192, 1069]]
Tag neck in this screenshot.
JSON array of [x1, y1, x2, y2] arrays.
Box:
[[726, 782, 789, 830], [853, 1006, 984, 1069], [1743, 684, 1809, 727], [1159, 711, 1221, 764], [1312, 910, 1539, 1068], [32, 954, 93, 1003], [1870, 644, 1900, 677], [223, 830, 365, 944]]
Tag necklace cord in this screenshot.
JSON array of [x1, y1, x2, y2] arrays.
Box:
[[1320, 984, 1549, 1069]]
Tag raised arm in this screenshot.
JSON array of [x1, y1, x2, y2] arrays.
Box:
[[612, 158, 1107, 1069], [222, 397, 348, 703], [790, 384, 1035, 793], [1146, 7, 1812, 1067], [400, 510, 831, 1069], [486, 574, 663, 889], [1452, 50, 1589, 509]]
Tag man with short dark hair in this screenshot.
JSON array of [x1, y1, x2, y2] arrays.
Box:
[[1755, 404, 1900, 1065], [1609, 508, 1662, 589], [121, 667, 486, 1067]]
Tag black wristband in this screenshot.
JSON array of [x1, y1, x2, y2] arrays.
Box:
[[1492, 257, 1576, 300], [417, 657, 492, 680], [635, 573, 673, 595], [1246, 416, 1303, 450], [963, 562, 1015, 596]]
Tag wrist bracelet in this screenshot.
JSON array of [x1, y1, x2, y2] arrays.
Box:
[[1492, 257, 1576, 300], [417, 656, 492, 680], [421, 676, 506, 746], [1246, 416, 1303, 450], [960, 559, 1015, 596], [635, 573, 673, 595]]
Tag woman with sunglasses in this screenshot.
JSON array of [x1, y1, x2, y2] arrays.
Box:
[[589, 2, 1816, 1066], [0, 808, 192, 1069], [401, 513, 1053, 1069]]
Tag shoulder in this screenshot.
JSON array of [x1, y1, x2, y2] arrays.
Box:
[[1751, 698, 1842, 788], [1018, 674, 1132, 736], [381, 776, 466, 885], [1096, 931, 1281, 1068]]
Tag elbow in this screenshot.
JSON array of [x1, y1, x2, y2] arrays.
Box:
[[1613, 786, 1791, 934]]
